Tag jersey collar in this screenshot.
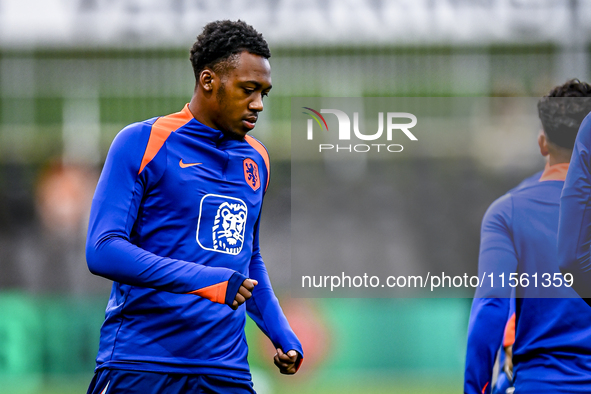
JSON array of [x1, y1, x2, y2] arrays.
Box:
[[183, 104, 226, 144], [539, 162, 569, 182]]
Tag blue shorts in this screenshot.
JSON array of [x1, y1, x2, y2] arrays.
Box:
[[87, 368, 256, 394]]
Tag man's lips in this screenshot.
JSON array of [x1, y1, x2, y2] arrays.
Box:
[[243, 116, 258, 129]]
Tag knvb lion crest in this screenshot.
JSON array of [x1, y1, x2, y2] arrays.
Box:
[[196, 194, 248, 255], [243, 158, 260, 191], [212, 201, 247, 254]]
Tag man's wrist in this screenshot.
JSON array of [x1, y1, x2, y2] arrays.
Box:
[[224, 272, 248, 306]]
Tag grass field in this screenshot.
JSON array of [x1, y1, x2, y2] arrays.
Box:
[[0, 372, 460, 394], [0, 296, 466, 394]]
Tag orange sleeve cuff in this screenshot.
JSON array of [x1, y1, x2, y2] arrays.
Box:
[[187, 281, 228, 304]]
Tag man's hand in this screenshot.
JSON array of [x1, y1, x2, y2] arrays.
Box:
[[231, 278, 258, 310], [274, 348, 300, 374], [504, 345, 513, 381]]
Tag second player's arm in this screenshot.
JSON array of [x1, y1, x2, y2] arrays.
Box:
[[558, 114, 591, 298], [465, 195, 516, 394]]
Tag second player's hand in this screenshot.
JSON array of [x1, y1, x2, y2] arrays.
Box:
[[504, 345, 513, 380], [231, 278, 258, 310]]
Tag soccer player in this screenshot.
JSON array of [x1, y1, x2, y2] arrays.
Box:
[[464, 79, 591, 394], [558, 94, 591, 300], [85, 20, 303, 394]]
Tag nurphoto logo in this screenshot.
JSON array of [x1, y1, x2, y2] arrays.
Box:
[[302, 107, 418, 153]]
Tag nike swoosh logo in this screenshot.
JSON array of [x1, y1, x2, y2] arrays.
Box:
[[100, 381, 110, 394], [179, 159, 202, 168]]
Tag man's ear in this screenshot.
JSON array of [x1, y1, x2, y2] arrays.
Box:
[[538, 130, 550, 157], [199, 69, 214, 92]]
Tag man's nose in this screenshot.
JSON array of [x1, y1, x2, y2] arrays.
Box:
[[249, 94, 264, 112]]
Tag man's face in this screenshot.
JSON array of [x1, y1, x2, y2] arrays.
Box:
[[212, 51, 272, 139]]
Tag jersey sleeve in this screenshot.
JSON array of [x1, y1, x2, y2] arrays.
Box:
[[465, 195, 515, 394], [503, 312, 516, 348], [246, 214, 304, 369], [86, 122, 237, 305], [558, 113, 591, 298]]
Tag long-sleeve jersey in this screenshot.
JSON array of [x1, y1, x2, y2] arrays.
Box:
[[559, 113, 591, 298], [86, 104, 302, 379], [465, 164, 591, 394]]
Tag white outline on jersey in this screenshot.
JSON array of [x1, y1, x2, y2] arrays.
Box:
[[196, 194, 248, 255]]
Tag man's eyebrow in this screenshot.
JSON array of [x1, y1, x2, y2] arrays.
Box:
[[241, 81, 272, 90]]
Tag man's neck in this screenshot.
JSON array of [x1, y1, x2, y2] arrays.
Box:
[[188, 94, 216, 129], [548, 155, 571, 167]]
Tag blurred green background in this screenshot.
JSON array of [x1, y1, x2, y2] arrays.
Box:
[[1, 1, 589, 393]]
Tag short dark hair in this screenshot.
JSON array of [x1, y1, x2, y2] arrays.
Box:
[[538, 79, 591, 149], [190, 20, 271, 79]]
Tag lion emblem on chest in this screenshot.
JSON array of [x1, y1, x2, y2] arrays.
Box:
[[196, 194, 248, 255], [212, 201, 247, 254]]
